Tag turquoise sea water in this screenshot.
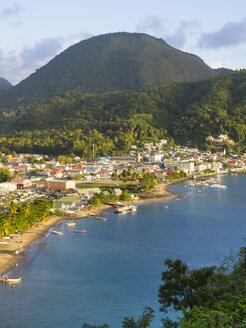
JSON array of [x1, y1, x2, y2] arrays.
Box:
[[0, 174, 245, 328]]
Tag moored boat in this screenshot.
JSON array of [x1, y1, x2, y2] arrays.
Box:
[[210, 184, 227, 189], [66, 222, 76, 226], [50, 230, 64, 235], [96, 217, 107, 221], [0, 277, 22, 284], [74, 229, 87, 234]]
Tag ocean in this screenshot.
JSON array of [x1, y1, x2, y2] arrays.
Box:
[[0, 174, 245, 328]]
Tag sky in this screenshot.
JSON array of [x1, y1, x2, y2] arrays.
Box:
[[0, 0, 245, 85]]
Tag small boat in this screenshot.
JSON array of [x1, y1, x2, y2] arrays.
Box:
[[74, 229, 87, 234], [50, 230, 64, 235], [66, 222, 76, 226], [0, 277, 22, 284], [210, 184, 227, 189], [96, 217, 107, 221]]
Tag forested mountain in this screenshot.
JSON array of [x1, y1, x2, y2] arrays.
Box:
[[0, 32, 215, 111], [0, 77, 12, 90], [0, 70, 245, 156]]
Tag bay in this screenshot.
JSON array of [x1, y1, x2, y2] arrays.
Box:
[[0, 174, 245, 328]]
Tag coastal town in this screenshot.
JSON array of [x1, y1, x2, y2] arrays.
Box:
[[0, 134, 245, 276], [0, 134, 245, 218]]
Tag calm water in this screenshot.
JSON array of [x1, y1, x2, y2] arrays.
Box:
[[0, 174, 245, 328]]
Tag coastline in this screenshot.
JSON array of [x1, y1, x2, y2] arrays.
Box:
[[0, 183, 176, 276], [0, 216, 62, 276]]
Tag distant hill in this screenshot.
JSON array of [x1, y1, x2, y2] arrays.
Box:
[[0, 77, 12, 90], [0, 69, 244, 155], [0, 32, 216, 110], [214, 67, 234, 74]]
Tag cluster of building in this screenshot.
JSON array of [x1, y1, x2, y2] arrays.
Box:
[[0, 138, 245, 212], [206, 134, 235, 145]]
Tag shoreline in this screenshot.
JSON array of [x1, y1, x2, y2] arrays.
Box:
[[0, 216, 62, 276], [0, 182, 179, 276]]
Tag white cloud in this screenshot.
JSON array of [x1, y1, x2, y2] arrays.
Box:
[[136, 15, 164, 34], [198, 17, 246, 49], [208, 60, 237, 70], [136, 15, 199, 48], [0, 2, 23, 19], [164, 21, 200, 48], [0, 33, 92, 85]]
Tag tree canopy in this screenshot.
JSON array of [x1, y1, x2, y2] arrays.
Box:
[[0, 70, 245, 156]]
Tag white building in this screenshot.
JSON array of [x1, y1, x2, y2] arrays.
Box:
[[149, 153, 163, 163], [177, 161, 195, 175], [0, 182, 17, 193]]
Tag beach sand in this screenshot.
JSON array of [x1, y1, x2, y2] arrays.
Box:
[[0, 216, 62, 276], [0, 183, 176, 276]]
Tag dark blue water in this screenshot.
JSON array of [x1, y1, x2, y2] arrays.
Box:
[[0, 174, 245, 328]]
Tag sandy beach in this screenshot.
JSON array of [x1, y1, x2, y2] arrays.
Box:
[[0, 216, 62, 276], [0, 183, 176, 276]]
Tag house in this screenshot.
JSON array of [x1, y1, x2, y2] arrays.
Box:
[[45, 179, 75, 191], [177, 161, 195, 175], [0, 182, 17, 193], [77, 187, 101, 200], [149, 153, 163, 163], [163, 159, 178, 170], [11, 178, 32, 189], [112, 188, 122, 197]]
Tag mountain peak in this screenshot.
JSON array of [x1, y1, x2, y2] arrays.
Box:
[[1, 32, 215, 109]]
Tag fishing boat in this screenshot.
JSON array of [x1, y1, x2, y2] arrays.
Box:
[[74, 229, 87, 234], [66, 222, 76, 226], [50, 230, 64, 235], [210, 184, 227, 189], [0, 277, 22, 284]]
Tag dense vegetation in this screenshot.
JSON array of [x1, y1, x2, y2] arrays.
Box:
[[0, 168, 11, 182], [0, 70, 245, 156], [159, 247, 246, 327], [0, 32, 215, 111], [83, 246, 246, 327], [0, 198, 53, 237]]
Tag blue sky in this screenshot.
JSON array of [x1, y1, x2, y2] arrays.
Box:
[[1, 0, 245, 84]]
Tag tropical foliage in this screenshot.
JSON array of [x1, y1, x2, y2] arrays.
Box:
[[0, 198, 53, 238], [0, 32, 215, 110], [82, 246, 246, 327], [0, 70, 244, 156], [159, 247, 246, 327], [166, 171, 187, 181], [0, 168, 11, 182]]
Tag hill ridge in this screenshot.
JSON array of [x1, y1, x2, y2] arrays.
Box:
[[0, 32, 215, 111]]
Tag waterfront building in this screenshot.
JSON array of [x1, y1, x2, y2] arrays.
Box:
[[45, 179, 75, 191], [177, 161, 195, 175]]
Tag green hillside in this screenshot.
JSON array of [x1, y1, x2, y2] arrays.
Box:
[[0, 70, 245, 156], [0, 77, 12, 90], [0, 32, 215, 111]]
